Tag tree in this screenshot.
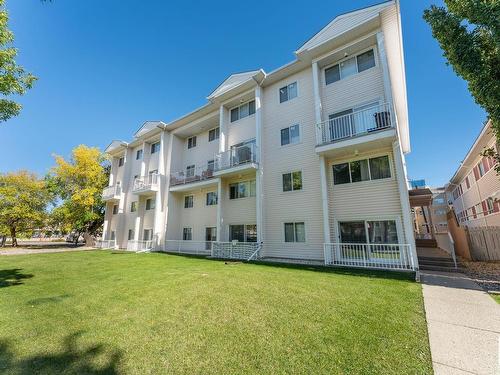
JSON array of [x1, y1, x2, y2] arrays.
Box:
[[0, 171, 50, 246], [48, 145, 109, 246], [0, 0, 37, 122], [423, 1, 499, 135]]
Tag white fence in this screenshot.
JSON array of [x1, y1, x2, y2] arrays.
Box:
[[324, 243, 415, 271], [316, 103, 393, 145], [211, 241, 261, 261], [164, 240, 212, 255], [215, 143, 257, 171], [132, 173, 159, 193], [102, 185, 121, 200], [127, 240, 154, 252], [94, 239, 116, 249]]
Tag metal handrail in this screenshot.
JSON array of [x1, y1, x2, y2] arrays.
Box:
[[215, 142, 257, 171], [133, 173, 159, 192], [102, 185, 121, 199], [170, 165, 215, 186]]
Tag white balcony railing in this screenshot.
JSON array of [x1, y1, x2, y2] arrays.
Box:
[[215, 142, 257, 171], [316, 103, 394, 146], [170, 165, 215, 187], [164, 240, 213, 255], [133, 173, 159, 193], [211, 241, 262, 261], [323, 243, 415, 271], [102, 185, 121, 200], [94, 239, 116, 249], [127, 240, 154, 252]]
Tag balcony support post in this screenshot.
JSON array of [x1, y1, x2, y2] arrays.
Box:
[[376, 32, 393, 110], [216, 179, 223, 242], [312, 61, 323, 125], [219, 105, 227, 153], [255, 85, 263, 243], [116, 147, 133, 249], [153, 131, 168, 250], [319, 155, 331, 244]]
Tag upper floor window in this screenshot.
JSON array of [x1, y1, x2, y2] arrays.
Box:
[[333, 155, 390, 185], [184, 195, 194, 208], [325, 49, 376, 85], [230, 100, 255, 122], [283, 171, 302, 192], [151, 142, 160, 154], [112, 204, 118, 215], [209, 127, 220, 142], [130, 201, 137, 212], [279, 82, 297, 103], [118, 157, 125, 167], [187, 136, 197, 149], [206, 192, 218, 206], [281, 124, 300, 146], [146, 198, 155, 210], [229, 180, 256, 199], [136, 149, 143, 160]]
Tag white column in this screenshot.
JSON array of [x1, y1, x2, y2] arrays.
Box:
[[161, 133, 174, 245], [216, 179, 223, 241], [219, 105, 227, 153], [140, 141, 149, 177], [312, 61, 323, 125], [255, 85, 263, 244], [376, 32, 393, 106], [153, 131, 168, 248], [102, 203, 110, 240], [116, 147, 133, 249], [393, 141, 418, 270], [134, 198, 142, 242], [319, 156, 331, 243]]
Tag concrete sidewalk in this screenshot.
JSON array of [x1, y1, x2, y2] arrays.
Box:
[[421, 271, 500, 374]]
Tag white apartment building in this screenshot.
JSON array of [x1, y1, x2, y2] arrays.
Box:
[[100, 1, 417, 271], [447, 120, 500, 227]]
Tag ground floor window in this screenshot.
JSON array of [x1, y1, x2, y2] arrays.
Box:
[[143, 229, 153, 241], [183, 227, 192, 241], [229, 224, 257, 242], [284, 222, 305, 242], [110, 231, 115, 240], [339, 220, 398, 244], [128, 229, 134, 240]]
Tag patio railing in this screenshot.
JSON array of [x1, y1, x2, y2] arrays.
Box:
[[316, 102, 394, 146], [211, 241, 262, 261], [127, 240, 154, 252], [170, 166, 215, 187], [94, 239, 116, 249], [102, 185, 121, 200], [164, 240, 213, 255], [132, 173, 159, 193], [215, 142, 257, 171], [323, 243, 415, 271]]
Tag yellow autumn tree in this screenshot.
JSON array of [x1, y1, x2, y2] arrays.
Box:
[[48, 145, 109, 246]]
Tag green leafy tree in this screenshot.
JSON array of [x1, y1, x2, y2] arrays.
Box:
[[48, 145, 109, 246], [0, 0, 37, 122], [0, 171, 50, 246]]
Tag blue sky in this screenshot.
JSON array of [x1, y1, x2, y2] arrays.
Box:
[[1, 0, 487, 186]]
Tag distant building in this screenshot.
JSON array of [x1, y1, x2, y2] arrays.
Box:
[[409, 179, 426, 189]]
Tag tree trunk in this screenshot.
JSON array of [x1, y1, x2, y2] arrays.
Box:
[[10, 227, 17, 247], [0, 235, 6, 247], [84, 231, 94, 247]]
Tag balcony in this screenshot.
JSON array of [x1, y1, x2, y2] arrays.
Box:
[[102, 185, 121, 201], [94, 239, 116, 249], [214, 142, 258, 177], [169, 165, 217, 192], [315, 103, 396, 156], [132, 173, 160, 195], [127, 240, 154, 252]]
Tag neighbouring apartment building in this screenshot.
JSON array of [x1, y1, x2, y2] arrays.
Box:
[[413, 186, 448, 239], [447, 120, 500, 227], [100, 1, 417, 270]]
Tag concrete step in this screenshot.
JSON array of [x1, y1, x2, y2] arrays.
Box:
[[418, 258, 456, 266], [416, 239, 438, 248], [419, 264, 461, 272]]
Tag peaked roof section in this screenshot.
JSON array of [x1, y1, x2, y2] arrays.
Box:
[[104, 140, 128, 154], [296, 0, 394, 54], [207, 70, 265, 100], [134, 121, 166, 139]]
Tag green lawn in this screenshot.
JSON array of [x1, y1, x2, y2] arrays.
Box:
[[490, 293, 500, 304], [0, 251, 432, 374]]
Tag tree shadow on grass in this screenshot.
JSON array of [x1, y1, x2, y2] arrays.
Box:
[[0, 332, 122, 375], [0, 269, 34, 288]]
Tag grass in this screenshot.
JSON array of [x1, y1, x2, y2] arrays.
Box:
[[0, 251, 432, 374], [490, 293, 500, 304]]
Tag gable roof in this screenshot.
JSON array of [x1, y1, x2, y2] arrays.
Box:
[[207, 70, 265, 100], [134, 121, 167, 139], [104, 140, 128, 154], [296, 0, 394, 54]]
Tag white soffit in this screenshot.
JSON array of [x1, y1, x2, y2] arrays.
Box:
[[207, 70, 265, 100]]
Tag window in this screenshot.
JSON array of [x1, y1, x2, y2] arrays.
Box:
[[110, 231, 116, 240], [151, 142, 160, 154], [478, 161, 485, 177], [130, 201, 137, 212], [206, 192, 217, 206], [284, 222, 305, 242], [465, 176, 470, 189], [333, 156, 391, 185], [136, 149, 143, 160], [229, 224, 257, 242], [186, 165, 195, 178], [187, 136, 197, 149], [279, 82, 297, 103], [146, 198, 155, 210], [209, 127, 220, 142], [112, 205, 118, 215], [183, 227, 192, 241], [229, 180, 256, 199], [486, 197, 495, 213], [280, 124, 300, 146], [143, 229, 153, 241], [128, 229, 135, 241], [325, 49, 376, 85], [184, 195, 194, 208], [282, 171, 302, 192], [118, 157, 124, 167], [230, 100, 256, 122], [339, 220, 398, 244]]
